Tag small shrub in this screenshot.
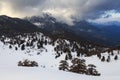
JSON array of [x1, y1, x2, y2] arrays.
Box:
[[87, 64, 101, 76], [18, 59, 38, 67]]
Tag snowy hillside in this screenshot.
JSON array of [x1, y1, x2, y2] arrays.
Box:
[[0, 32, 120, 80]]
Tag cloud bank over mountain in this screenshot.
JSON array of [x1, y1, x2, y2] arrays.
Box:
[[0, 0, 120, 24]]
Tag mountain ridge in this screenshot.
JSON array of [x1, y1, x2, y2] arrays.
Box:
[[25, 15, 119, 47], [0, 15, 39, 34]]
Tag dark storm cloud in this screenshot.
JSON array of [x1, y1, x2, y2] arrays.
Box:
[[1, 0, 120, 24]]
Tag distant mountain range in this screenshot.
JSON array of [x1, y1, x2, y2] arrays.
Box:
[[0, 15, 120, 47], [24, 14, 120, 47]]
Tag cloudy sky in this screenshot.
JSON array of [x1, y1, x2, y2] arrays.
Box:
[[0, 0, 120, 24]]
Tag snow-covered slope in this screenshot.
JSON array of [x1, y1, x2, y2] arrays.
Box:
[[0, 33, 120, 80]]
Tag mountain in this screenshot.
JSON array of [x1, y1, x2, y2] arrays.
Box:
[[0, 15, 120, 80], [0, 15, 106, 50], [69, 20, 106, 42], [91, 22, 120, 46], [102, 25, 120, 39], [25, 15, 120, 47], [0, 15, 39, 34], [1, 15, 120, 47], [25, 15, 113, 47]]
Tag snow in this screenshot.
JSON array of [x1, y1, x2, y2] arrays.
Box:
[[0, 41, 120, 80], [85, 55, 120, 80], [33, 22, 44, 27], [51, 20, 55, 23]]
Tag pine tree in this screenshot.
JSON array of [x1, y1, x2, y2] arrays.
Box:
[[65, 55, 68, 60], [101, 56, 105, 62], [44, 39, 47, 45], [59, 60, 69, 71], [111, 51, 114, 56], [69, 58, 87, 74], [21, 44, 25, 50], [118, 50, 120, 54], [87, 64, 100, 76], [9, 45, 12, 49], [97, 54, 101, 59], [106, 56, 110, 62], [15, 47, 18, 50], [68, 53, 72, 60], [114, 55, 118, 60]]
